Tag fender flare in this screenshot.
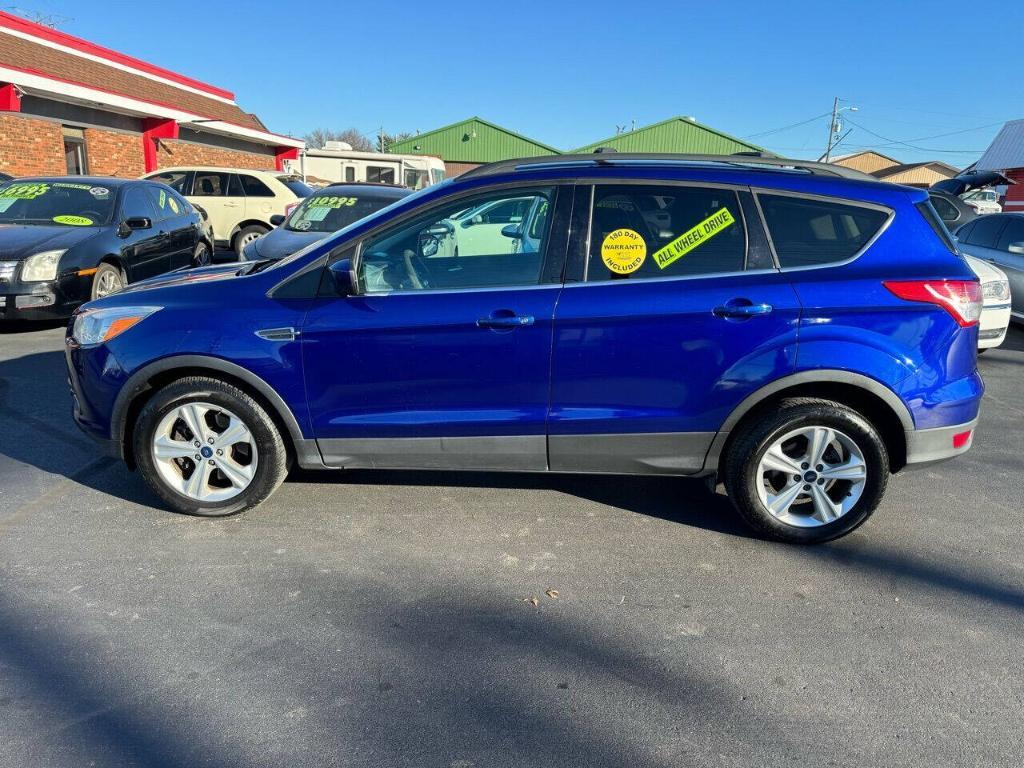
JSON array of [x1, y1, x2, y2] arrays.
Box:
[[111, 354, 319, 465], [702, 369, 914, 471]]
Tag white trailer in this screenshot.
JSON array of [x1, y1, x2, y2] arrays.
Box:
[[286, 142, 446, 190]]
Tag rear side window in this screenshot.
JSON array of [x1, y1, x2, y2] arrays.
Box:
[[239, 174, 274, 197], [964, 215, 1007, 248], [928, 194, 961, 224], [759, 194, 889, 268], [586, 184, 746, 281]]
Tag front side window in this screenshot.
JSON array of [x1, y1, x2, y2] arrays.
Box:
[[193, 172, 228, 197], [586, 184, 746, 282], [759, 194, 889, 268], [239, 174, 274, 197], [996, 218, 1024, 252], [121, 186, 156, 221], [366, 165, 396, 184], [357, 187, 555, 293]]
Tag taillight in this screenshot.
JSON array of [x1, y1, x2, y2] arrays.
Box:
[[883, 279, 982, 327]]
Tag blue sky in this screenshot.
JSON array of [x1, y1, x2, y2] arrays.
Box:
[[28, 0, 1022, 168]]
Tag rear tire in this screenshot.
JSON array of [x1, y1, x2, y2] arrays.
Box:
[[232, 225, 268, 255], [723, 398, 889, 544], [133, 376, 288, 516]]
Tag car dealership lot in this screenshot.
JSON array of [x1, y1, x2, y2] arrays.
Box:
[[1, 324, 1022, 767]]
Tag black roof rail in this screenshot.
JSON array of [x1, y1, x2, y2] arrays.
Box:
[[458, 153, 879, 182]]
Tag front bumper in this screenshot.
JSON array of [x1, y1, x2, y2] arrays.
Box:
[[1, 270, 91, 320], [978, 303, 1011, 349], [905, 418, 978, 467]]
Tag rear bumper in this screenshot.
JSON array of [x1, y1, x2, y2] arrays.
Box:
[[904, 418, 978, 467]]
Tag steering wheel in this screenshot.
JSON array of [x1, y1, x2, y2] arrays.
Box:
[[402, 249, 432, 289]]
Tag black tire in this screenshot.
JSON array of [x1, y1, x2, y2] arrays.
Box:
[[91, 262, 125, 300], [133, 376, 288, 516], [232, 224, 268, 255], [723, 398, 889, 544], [192, 240, 212, 267]]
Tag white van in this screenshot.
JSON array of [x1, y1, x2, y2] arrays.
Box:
[[288, 143, 446, 190]]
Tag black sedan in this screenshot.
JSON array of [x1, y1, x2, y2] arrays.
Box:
[[241, 183, 411, 262], [0, 177, 212, 320]]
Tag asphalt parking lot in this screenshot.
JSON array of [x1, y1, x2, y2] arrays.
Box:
[[1, 323, 1022, 768]]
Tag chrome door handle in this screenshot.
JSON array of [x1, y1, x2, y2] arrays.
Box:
[[476, 314, 535, 329], [713, 302, 773, 319]]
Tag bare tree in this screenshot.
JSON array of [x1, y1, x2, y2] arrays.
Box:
[[303, 128, 375, 152], [377, 131, 413, 153]]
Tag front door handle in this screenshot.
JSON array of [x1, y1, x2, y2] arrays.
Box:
[[476, 313, 535, 329], [713, 301, 773, 319]]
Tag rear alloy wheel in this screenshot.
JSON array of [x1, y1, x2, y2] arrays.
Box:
[[233, 225, 267, 254], [134, 376, 288, 516], [91, 262, 124, 299], [724, 398, 889, 543]]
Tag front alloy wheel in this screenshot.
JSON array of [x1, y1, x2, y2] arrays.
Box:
[[134, 377, 288, 516], [151, 402, 258, 502]]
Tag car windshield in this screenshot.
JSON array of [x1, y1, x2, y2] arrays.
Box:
[[284, 191, 401, 234], [0, 181, 116, 226]]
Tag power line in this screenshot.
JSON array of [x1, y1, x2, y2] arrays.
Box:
[[842, 117, 988, 154], [743, 111, 833, 139]]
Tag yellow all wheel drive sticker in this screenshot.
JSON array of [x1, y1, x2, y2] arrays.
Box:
[[652, 207, 735, 269], [601, 228, 647, 275], [53, 215, 94, 226]]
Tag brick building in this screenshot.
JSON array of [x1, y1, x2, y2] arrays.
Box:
[[0, 12, 302, 179]]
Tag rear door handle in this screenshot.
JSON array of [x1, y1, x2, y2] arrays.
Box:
[[476, 313, 535, 329], [713, 302, 773, 319]]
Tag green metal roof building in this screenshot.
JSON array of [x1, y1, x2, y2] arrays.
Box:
[[389, 115, 763, 175], [573, 116, 763, 155], [389, 116, 560, 176]]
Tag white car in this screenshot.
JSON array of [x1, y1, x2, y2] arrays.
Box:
[[964, 254, 1011, 350], [962, 188, 1002, 215]]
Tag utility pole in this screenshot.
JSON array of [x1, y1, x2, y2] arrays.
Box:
[[824, 96, 840, 163]]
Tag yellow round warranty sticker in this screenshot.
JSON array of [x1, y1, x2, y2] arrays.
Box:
[[53, 215, 94, 226], [601, 228, 647, 274]]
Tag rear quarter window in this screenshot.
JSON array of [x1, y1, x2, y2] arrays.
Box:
[[759, 194, 889, 268]]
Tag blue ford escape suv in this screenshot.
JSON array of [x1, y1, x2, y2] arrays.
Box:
[[65, 154, 983, 543]]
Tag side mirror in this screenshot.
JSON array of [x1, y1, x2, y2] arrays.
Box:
[[501, 223, 523, 239], [1008, 242, 1024, 255], [270, 214, 285, 227], [328, 257, 356, 296]]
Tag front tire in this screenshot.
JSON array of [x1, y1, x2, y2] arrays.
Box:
[[91, 262, 125, 299], [192, 240, 212, 267], [724, 398, 889, 544], [133, 376, 288, 516]]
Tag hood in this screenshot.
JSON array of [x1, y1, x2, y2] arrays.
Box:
[[932, 171, 1015, 196], [118, 262, 248, 294], [245, 227, 327, 261], [964, 254, 1008, 285], [0, 224, 98, 260]]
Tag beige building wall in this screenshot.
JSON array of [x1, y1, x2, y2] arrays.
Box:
[[832, 152, 898, 174]]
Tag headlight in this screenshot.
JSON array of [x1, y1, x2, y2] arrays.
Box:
[[21, 249, 66, 282], [983, 279, 1010, 302], [72, 306, 161, 346]]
